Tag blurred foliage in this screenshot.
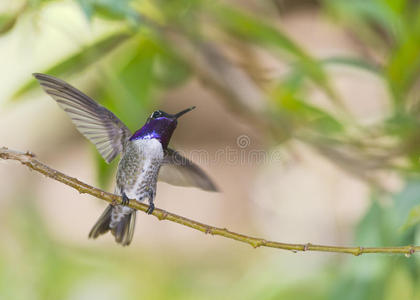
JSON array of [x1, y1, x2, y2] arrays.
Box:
[[3, 0, 420, 299], [1, 198, 250, 300], [328, 182, 420, 300]]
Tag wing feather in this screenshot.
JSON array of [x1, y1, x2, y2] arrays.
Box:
[[159, 148, 218, 192], [34, 73, 131, 163]]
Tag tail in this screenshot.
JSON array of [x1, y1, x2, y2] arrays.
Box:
[[88, 204, 137, 246]]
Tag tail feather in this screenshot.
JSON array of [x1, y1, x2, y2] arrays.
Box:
[[89, 204, 137, 246], [112, 209, 136, 246], [89, 204, 112, 238]]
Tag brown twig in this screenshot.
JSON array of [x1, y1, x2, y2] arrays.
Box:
[[1, 146, 419, 256]]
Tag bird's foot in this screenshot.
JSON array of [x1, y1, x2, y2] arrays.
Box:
[[146, 203, 155, 214], [145, 188, 155, 214], [121, 192, 130, 206]]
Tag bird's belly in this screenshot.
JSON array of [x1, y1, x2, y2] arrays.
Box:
[[123, 161, 160, 201], [116, 138, 163, 201]]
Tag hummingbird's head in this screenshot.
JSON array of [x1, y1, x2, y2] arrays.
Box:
[[129, 106, 196, 149]]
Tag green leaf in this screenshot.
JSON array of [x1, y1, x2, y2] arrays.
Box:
[[0, 14, 17, 35], [393, 178, 420, 226], [212, 5, 306, 58], [392, 178, 420, 230], [76, 0, 139, 21], [272, 74, 344, 134], [386, 34, 420, 101], [153, 50, 190, 88], [12, 30, 132, 100], [321, 56, 383, 76], [354, 180, 420, 246], [401, 205, 420, 230], [283, 98, 344, 134], [323, 0, 404, 40], [384, 0, 408, 14], [384, 111, 417, 137], [355, 199, 386, 246], [28, 0, 59, 6]]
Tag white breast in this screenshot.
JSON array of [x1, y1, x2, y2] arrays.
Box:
[[124, 138, 164, 200]]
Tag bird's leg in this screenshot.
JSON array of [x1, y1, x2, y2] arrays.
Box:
[[146, 188, 155, 214], [121, 192, 130, 206]]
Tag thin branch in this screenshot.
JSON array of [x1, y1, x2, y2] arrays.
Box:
[[1, 146, 418, 256]]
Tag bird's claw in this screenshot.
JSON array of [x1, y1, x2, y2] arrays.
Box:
[[122, 193, 129, 206], [145, 188, 155, 214], [146, 203, 155, 214]]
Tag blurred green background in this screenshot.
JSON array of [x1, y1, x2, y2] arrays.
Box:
[[2, 0, 420, 299]]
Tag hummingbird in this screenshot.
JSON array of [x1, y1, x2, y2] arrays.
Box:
[[34, 73, 218, 246]]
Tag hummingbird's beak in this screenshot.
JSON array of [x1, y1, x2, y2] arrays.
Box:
[[174, 106, 196, 119]]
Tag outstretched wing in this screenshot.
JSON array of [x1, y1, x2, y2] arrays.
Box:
[[34, 73, 131, 163], [159, 148, 218, 192]]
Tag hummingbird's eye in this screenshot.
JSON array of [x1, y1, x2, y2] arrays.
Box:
[[151, 111, 162, 119]]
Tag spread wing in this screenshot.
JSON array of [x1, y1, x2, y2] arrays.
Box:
[[159, 148, 218, 192], [34, 73, 131, 163]]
